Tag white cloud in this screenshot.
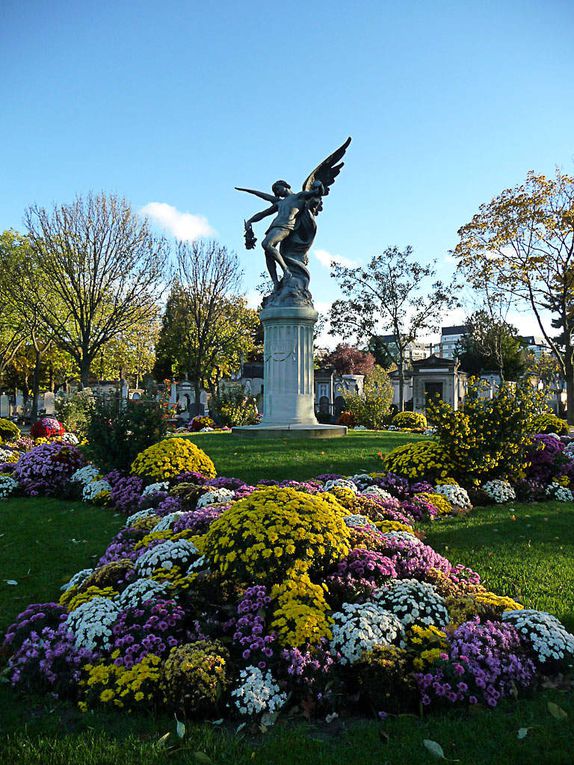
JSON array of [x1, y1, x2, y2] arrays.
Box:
[[140, 202, 214, 241], [314, 248, 357, 269]]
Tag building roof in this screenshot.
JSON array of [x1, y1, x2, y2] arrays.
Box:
[[441, 325, 468, 336]]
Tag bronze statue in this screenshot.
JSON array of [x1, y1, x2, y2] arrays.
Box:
[[236, 137, 351, 307]]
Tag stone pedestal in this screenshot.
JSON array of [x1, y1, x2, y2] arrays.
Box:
[[260, 304, 318, 426], [232, 304, 346, 438]]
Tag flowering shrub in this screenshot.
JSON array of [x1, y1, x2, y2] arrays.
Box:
[[531, 412, 569, 435], [203, 486, 350, 583], [65, 597, 119, 651], [427, 380, 546, 481], [131, 438, 216, 481], [81, 654, 162, 710], [417, 618, 536, 708], [329, 602, 405, 664], [162, 641, 229, 716], [374, 578, 449, 629], [433, 484, 472, 513], [338, 411, 356, 427], [0, 417, 21, 443], [545, 483, 574, 502], [381, 440, 452, 481], [357, 645, 415, 713], [13, 443, 86, 496], [30, 416, 66, 439], [0, 474, 18, 499], [270, 566, 332, 647], [189, 415, 216, 432], [9, 624, 95, 698], [231, 665, 286, 717], [482, 479, 516, 504], [502, 609, 574, 665], [392, 411, 427, 430]]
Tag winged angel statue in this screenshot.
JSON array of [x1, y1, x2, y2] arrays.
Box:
[[236, 137, 351, 307]]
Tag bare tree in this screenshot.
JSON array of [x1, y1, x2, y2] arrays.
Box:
[[329, 246, 459, 410], [23, 193, 169, 386], [158, 240, 245, 415]]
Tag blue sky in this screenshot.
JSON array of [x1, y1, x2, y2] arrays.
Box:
[[1, 0, 573, 343]]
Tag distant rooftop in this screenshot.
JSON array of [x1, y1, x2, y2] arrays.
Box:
[[441, 325, 468, 336]]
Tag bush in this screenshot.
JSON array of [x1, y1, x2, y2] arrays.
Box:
[[13, 442, 86, 496], [381, 440, 452, 482], [203, 486, 350, 584], [426, 379, 547, 481], [531, 411, 569, 435], [189, 415, 216, 432], [30, 417, 65, 440], [338, 411, 356, 427], [343, 367, 393, 430], [0, 417, 20, 443], [210, 384, 259, 427], [55, 391, 95, 439], [86, 397, 168, 473], [161, 641, 230, 716], [130, 437, 216, 481], [392, 411, 427, 430]]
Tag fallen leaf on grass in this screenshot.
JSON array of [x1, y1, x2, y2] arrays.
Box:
[[517, 728, 529, 739], [5, 580, 18, 586], [194, 753, 214, 764], [423, 739, 459, 761], [547, 701, 568, 720]]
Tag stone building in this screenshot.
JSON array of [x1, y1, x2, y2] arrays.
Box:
[[390, 354, 467, 411]]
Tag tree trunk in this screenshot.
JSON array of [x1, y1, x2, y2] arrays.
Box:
[[80, 355, 91, 389], [193, 380, 201, 417], [30, 348, 42, 423], [398, 356, 405, 412]]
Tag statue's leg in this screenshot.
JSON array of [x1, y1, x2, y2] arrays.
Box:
[[262, 229, 292, 280], [266, 254, 279, 287]]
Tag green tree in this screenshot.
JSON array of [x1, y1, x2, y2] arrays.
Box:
[[22, 193, 168, 387], [342, 365, 394, 429], [329, 246, 459, 411], [155, 242, 260, 414], [454, 170, 574, 421], [456, 310, 527, 381]]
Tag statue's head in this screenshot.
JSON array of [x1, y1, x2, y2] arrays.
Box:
[[310, 180, 325, 196], [272, 180, 291, 197]]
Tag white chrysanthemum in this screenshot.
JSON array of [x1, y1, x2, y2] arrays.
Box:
[[142, 481, 169, 497], [324, 478, 358, 493], [187, 555, 208, 573], [482, 479, 516, 503], [545, 483, 574, 502], [563, 441, 574, 460], [60, 568, 94, 592], [196, 487, 235, 508], [61, 432, 79, 445], [115, 578, 171, 609], [135, 539, 199, 578], [434, 484, 472, 512], [0, 474, 19, 499], [382, 530, 419, 543], [125, 508, 158, 527], [349, 473, 374, 490], [66, 597, 119, 651], [152, 512, 185, 532], [503, 609, 574, 664], [82, 478, 111, 502], [343, 514, 378, 532], [330, 602, 405, 664], [231, 666, 287, 717], [71, 465, 101, 486], [0, 447, 19, 464], [360, 486, 393, 501], [373, 578, 449, 629]]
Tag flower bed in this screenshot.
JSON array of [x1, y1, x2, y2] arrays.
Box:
[[2, 435, 573, 724]]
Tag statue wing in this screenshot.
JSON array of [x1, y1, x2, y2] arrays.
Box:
[[302, 137, 352, 195]]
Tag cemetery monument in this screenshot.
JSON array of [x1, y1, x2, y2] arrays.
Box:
[[234, 138, 351, 437]]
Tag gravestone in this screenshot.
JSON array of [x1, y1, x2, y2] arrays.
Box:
[[14, 390, 24, 414], [44, 391, 55, 415], [0, 394, 9, 418]]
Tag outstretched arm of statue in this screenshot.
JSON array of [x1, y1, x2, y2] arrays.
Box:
[[245, 205, 276, 227], [235, 187, 277, 203]]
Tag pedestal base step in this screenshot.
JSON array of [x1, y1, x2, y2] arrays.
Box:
[[231, 424, 347, 439]]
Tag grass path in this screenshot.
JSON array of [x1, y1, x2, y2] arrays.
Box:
[[180, 430, 425, 484]]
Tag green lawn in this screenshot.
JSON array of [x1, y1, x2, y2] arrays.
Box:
[[1, 436, 573, 764], [180, 430, 426, 484]]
